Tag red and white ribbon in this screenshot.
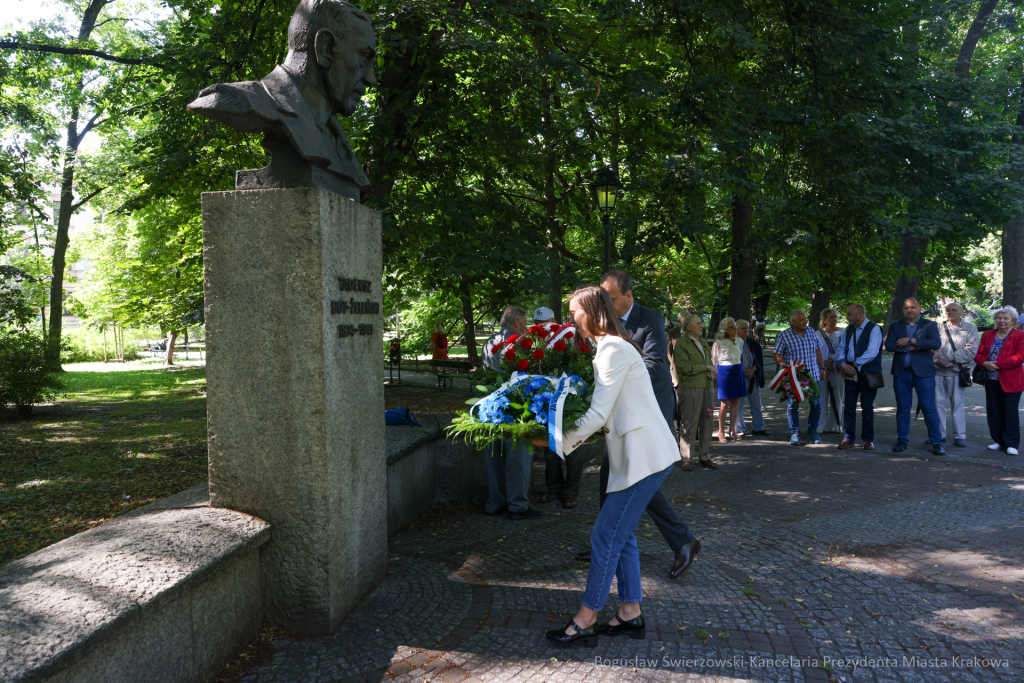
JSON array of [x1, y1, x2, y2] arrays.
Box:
[[769, 361, 806, 402], [545, 323, 576, 349]]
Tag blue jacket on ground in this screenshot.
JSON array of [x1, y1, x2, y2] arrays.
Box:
[[885, 318, 941, 377]]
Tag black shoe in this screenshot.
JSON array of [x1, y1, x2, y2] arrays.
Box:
[[933, 445, 946, 456], [670, 537, 701, 579], [574, 549, 591, 562], [597, 612, 646, 639], [508, 507, 543, 519], [546, 619, 599, 647], [892, 441, 908, 453], [751, 429, 771, 436], [484, 508, 505, 516]]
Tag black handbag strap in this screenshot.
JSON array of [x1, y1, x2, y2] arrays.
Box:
[[942, 322, 965, 371], [819, 329, 836, 356]]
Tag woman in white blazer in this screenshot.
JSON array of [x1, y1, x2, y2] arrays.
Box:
[[543, 286, 680, 647]]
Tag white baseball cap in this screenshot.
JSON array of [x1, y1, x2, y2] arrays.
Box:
[[533, 306, 556, 322]]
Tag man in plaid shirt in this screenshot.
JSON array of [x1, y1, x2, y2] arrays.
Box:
[[773, 310, 826, 445]]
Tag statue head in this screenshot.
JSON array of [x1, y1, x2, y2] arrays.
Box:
[[285, 0, 377, 117]]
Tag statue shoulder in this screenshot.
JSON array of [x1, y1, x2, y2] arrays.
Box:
[[187, 79, 279, 133]]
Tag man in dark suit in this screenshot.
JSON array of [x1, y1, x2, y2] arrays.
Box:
[[884, 297, 945, 455], [573, 271, 701, 579]]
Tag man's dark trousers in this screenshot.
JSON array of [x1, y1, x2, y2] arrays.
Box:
[[546, 448, 584, 497], [842, 373, 877, 442]]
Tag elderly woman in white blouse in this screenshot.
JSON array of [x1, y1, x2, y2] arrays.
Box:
[[539, 285, 680, 647], [712, 317, 747, 441]]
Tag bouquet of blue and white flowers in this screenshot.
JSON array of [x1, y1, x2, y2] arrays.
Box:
[[447, 324, 596, 454]]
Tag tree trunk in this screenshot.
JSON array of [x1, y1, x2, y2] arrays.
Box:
[[458, 281, 480, 367], [164, 330, 177, 365], [362, 2, 466, 205], [808, 291, 830, 331], [40, 306, 46, 338], [884, 233, 929, 328], [44, 131, 78, 371], [1003, 74, 1024, 309], [42, 0, 108, 371], [882, 1, 998, 329], [726, 195, 756, 321], [547, 285, 563, 324], [751, 257, 771, 320], [1005, 216, 1024, 308]]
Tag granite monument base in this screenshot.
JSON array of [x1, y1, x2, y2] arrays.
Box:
[[202, 186, 387, 635]]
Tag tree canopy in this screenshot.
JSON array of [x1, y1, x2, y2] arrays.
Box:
[[2, 0, 1022, 356]]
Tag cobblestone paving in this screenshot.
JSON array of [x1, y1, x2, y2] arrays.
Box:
[[231, 439, 1023, 683]]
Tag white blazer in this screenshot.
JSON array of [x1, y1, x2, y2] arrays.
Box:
[[562, 335, 680, 493]]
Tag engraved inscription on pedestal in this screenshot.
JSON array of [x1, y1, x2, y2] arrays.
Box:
[[332, 275, 378, 337]]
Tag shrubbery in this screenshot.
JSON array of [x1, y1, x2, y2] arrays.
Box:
[[0, 329, 65, 416]]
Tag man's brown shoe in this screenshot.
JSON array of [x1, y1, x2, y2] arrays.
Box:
[[838, 440, 854, 449], [680, 461, 693, 471], [544, 492, 560, 504], [863, 441, 876, 450], [562, 496, 578, 509]]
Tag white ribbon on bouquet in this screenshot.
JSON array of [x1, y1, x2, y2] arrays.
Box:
[[768, 361, 806, 402]]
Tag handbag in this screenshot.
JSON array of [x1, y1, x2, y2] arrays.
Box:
[[972, 364, 988, 386], [942, 322, 973, 388], [863, 371, 885, 389]]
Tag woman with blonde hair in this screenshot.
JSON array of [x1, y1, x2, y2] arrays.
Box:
[[431, 322, 448, 360], [541, 286, 679, 647], [712, 317, 747, 441]]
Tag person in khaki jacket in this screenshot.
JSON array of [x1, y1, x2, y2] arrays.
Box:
[[673, 313, 717, 470], [934, 301, 979, 447]]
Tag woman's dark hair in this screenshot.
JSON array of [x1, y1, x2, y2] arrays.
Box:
[[568, 286, 643, 355]]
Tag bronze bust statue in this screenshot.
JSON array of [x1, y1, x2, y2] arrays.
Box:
[[187, 0, 376, 201]]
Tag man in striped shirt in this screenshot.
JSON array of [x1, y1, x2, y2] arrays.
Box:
[[772, 310, 826, 446]]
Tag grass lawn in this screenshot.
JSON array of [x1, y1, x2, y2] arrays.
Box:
[[0, 362, 209, 565]]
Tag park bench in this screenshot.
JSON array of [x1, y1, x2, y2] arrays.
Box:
[[430, 359, 476, 391]]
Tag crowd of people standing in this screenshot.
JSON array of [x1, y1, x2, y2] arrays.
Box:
[[474, 273, 1023, 649]]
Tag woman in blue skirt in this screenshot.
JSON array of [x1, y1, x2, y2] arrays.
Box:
[[713, 317, 747, 441]]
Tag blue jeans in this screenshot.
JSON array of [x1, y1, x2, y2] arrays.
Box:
[[787, 393, 821, 435], [894, 371, 942, 444], [736, 384, 765, 432], [484, 439, 531, 513], [582, 464, 674, 611]]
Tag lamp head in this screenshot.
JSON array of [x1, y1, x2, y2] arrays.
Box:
[[592, 166, 620, 213]]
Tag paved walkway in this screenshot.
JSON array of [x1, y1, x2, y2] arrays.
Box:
[[232, 366, 1023, 683]]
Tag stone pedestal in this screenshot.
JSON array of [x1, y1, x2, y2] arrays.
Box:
[[202, 187, 387, 635]]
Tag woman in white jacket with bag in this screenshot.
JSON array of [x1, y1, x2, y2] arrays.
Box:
[[541, 286, 680, 647]]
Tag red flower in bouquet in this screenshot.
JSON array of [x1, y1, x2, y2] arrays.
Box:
[[519, 337, 533, 349], [553, 340, 567, 352], [504, 349, 516, 360], [532, 349, 545, 360], [579, 340, 591, 352], [549, 323, 559, 332], [564, 331, 574, 339], [536, 329, 549, 339], [516, 359, 530, 371], [492, 343, 505, 353], [507, 334, 519, 344]]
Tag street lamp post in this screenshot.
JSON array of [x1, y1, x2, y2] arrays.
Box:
[[592, 166, 620, 274]]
